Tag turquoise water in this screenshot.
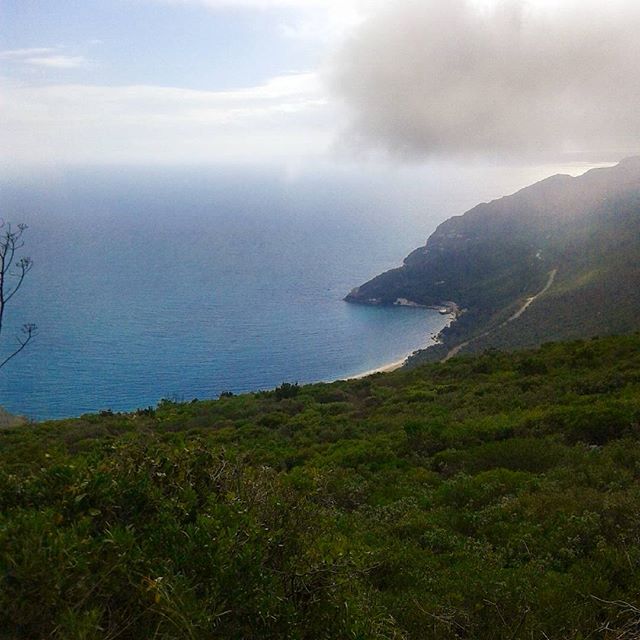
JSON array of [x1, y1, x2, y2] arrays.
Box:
[[0, 167, 448, 420]]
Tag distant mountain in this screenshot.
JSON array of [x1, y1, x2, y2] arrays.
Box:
[[345, 158, 640, 361]]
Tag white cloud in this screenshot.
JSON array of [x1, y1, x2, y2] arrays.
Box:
[[148, 0, 384, 40], [0, 48, 58, 58], [24, 55, 90, 69], [330, 0, 640, 160], [0, 47, 91, 70], [155, 0, 360, 8], [0, 73, 332, 165]]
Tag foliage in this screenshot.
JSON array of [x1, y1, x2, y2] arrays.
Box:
[[274, 382, 301, 400], [2, 333, 640, 638], [349, 161, 640, 362]]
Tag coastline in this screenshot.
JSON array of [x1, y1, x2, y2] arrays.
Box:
[[347, 356, 408, 379], [343, 309, 458, 380]]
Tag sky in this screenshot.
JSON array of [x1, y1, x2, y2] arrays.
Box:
[[1, 0, 639, 168]]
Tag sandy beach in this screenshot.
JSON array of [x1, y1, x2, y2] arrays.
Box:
[[344, 310, 458, 380], [347, 357, 408, 379]]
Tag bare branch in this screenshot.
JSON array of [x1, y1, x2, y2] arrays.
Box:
[[0, 223, 28, 275], [0, 222, 36, 367], [4, 257, 33, 304], [0, 323, 38, 370]]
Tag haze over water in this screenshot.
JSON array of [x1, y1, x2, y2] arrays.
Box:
[[0, 167, 434, 419], [0, 163, 596, 420]]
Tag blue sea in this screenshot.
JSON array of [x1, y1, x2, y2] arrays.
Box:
[[0, 166, 456, 420], [0, 163, 572, 420]]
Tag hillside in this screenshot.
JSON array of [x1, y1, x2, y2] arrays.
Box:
[[345, 158, 640, 361], [2, 333, 640, 639]]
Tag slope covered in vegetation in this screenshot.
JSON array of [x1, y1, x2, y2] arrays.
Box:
[[346, 159, 640, 361], [2, 333, 640, 638]]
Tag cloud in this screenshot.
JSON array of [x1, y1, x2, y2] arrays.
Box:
[[0, 73, 331, 165], [149, 0, 381, 47], [0, 48, 58, 58], [24, 55, 90, 69], [0, 48, 91, 70], [329, 0, 640, 160], [154, 0, 360, 9]]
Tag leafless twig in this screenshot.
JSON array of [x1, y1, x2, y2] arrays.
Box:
[[0, 221, 36, 369]]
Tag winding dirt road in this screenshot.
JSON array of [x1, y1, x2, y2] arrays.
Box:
[[442, 268, 557, 362]]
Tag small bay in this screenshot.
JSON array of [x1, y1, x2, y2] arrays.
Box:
[[0, 166, 450, 420]]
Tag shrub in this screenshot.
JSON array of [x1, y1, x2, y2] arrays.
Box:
[[275, 382, 300, 400]]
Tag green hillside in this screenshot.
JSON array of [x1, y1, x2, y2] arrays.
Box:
[[346, 158, 640, 362], [3, 333, 640, 639]]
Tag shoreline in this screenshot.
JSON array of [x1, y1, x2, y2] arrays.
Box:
[[342, 310, 458, 380], [347, 356, 408, 379]]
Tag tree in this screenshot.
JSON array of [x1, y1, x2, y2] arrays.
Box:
[[0, 222, 36, 369]]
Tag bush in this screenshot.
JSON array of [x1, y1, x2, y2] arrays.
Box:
[[0, 438, 391, 639], [275, 382, 300, 400]]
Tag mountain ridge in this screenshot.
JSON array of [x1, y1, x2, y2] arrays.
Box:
[[345, 158, 640, 361]]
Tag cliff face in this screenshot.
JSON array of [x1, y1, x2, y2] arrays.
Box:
[[346, 158, 640, 359]]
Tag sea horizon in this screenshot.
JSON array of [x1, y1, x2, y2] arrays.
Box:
[[0, 165, 458, 420], [0, 162, 603, 420]]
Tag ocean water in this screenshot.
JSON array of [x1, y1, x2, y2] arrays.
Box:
[[0, 166, 458, 420]]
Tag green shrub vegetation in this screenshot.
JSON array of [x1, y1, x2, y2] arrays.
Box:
[[349, 160, 640, 362], [2, 333, 640, 638]]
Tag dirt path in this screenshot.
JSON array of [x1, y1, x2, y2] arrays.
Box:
[[507, 268, 557, 322], [442, 268, 557, 362]]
